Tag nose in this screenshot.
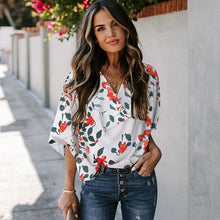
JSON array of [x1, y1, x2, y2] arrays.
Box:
[[106, 27, 115, 38]]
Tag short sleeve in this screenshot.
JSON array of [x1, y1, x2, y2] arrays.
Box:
[[145, 64, 160, 130], [48, 72, 79, 157]]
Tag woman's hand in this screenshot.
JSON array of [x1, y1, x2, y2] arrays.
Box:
[[133, 136, 162, 176], [58, 193, 78, 220]]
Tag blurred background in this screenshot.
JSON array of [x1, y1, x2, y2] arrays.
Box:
[[0, 0, 220, 220]]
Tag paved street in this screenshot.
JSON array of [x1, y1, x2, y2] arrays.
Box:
[[0, 64, 82, 220]]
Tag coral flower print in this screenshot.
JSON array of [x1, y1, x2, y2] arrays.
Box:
[[118, 142, 127, 153], [102, 82, 108, 88], [58, 121, 67, 133], [85, 116, 95, 126]]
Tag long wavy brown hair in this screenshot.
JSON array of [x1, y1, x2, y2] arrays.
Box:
[[65, 0, 149, 129]]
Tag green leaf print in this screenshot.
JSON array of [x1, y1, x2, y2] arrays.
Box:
[[99, 88, 104, 93], [83, 153, 87, 158], [51, 127, 57, 132], [60, 105, 65, 111], [125, 134, 131, 141], [88, 127, 93, 136], [110, 104, 116, 110], [109, 115, 114, 122], [132, 142, 137, 147], [83, 137, 88, 142], [84, 174, 89, 179], [106, 121, 110, 127], [124, 102, 129, 109], [96, 130, 102, 139], [111, 148, 117, 153], [149, 91, 154, 97], [49, 139, 55, 144], [89, 136, 95, 142], [97, 97, 105, 100], [94, 104, 101, 107], [109, 160, 115, 165], [137, 146, 142, 151], [66, 121, 71, 126], [66, 100, 70, 106], [97, 147, 104, 156], [88, 106, 92, 111], [112, 99, 117, 104], [125, 92, 131, 97], [60, 97, 65, 101], [65, 113, 71, 120], [83, 165, 88, 172], [118, 118, 125, 122], [77, 158, 82, 163]]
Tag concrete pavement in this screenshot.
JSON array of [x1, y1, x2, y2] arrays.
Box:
[[0, 64, 81, 220], [0, 64, 122, 220]]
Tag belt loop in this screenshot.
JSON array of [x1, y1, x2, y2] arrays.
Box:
[[100, 166, 105, 174]]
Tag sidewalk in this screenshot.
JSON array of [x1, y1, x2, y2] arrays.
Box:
[[0, 64, 82, 220]]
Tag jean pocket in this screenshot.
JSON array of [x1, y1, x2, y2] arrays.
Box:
[[133, 167, 154, 178]]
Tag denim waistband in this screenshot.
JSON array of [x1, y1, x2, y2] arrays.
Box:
[[97, 165, 135, 176]]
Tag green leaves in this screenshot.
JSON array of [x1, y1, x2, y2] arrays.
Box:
[[97, 147, 104, 157]]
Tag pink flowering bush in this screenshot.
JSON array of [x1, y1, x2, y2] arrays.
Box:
[[25, 0, 168, 41], [31, 0, 51, 13]]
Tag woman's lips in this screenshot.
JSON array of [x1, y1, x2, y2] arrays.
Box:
[[107, 39, 119, 45]]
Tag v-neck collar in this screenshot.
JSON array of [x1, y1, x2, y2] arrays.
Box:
[[100, 72, 124, 97]]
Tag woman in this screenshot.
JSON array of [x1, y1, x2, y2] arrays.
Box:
[[49, 0, 161, 219]]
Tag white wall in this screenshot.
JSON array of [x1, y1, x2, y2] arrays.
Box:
[[135, 11, 188, 220], [18, 37, 27, 84], [29, 35, 44, 101], [0, 26, 14, 61], [188, 0, 220, 219], [48, 34, 77, 112]]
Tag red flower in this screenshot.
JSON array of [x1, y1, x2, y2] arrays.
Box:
[[95, 156, 108, 171], [86, 146, 90, 154], [118, 142, 127, 153], [107, 87, 120, 103], [69, 93, 73, 101], [145, 115, 151, 127], [138, 134, 143, 141], [146, 64, 159, 79], [80, 173, 85, 181], [102, 82, 108, 88], [143, 129, 151, 137], [58, 121, 67, 133], [85, 116, 95, 126], [143, 140, 149, 151]]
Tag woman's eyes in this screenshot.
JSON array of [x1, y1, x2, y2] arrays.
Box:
[[97, 27, 105, 32], [96, 22, 119, 32]]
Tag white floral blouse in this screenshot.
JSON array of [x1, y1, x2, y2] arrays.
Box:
[[49, 64, 160, 181]]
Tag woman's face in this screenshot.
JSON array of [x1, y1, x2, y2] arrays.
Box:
[[93, 9, 126, 56]]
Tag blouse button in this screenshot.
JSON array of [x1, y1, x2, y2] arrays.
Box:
[[120, 180, 124, 185]]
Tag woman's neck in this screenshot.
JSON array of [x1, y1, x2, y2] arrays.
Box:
[[106, 52, 120, 67]]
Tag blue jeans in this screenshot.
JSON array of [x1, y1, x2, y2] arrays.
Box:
[[80, 166, 157, 220]]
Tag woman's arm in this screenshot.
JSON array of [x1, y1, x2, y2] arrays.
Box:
[[133, 135, 162, 176], [58, 145, 78, 220]]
